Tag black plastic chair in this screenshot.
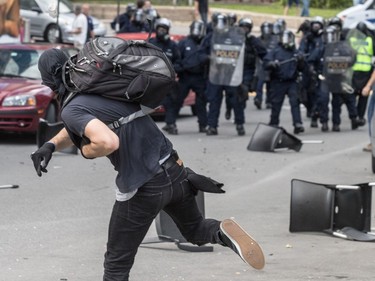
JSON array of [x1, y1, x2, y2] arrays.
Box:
[[289, 179, 375, 241], [247, 123, 302, 152]]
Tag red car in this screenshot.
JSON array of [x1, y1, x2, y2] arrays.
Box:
[[0, 43, 77, 134], [116, 32, 196, 116]]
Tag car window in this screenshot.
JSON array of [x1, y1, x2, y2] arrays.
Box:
[[37, 0, 73, 14], [0, 49, 40, 78], [20, 0, 38, 11]]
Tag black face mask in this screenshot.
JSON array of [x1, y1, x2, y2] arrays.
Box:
[[38, 49, 69, 104], [156, 28, 169, 42]]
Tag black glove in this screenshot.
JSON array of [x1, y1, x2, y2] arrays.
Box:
[[30, 142, 55, 177], [295, 53, 304, 63], [266, 60, 279, 70]]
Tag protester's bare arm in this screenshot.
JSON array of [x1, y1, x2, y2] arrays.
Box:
[[81, 118, 119, 158], [362, 70, 375, 96], [48, 127, 74, 151]]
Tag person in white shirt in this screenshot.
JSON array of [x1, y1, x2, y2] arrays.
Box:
[[69, 5, 88, 49]]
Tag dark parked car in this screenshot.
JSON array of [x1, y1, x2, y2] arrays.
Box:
[[0, 43, 77, 134]]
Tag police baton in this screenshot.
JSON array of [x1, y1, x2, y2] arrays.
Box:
[[278, 53, 310, 66]]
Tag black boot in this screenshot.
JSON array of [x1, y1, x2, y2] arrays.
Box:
[[332, 124, 340, 132], [236, 124, 245, 136], [321, 122, 329, 132]]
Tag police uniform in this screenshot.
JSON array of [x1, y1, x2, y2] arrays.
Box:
[[264, 31, 305, 134], [174, 34, 208, 132], [149, 30, 181, 134], [299, 23, 326, 129]]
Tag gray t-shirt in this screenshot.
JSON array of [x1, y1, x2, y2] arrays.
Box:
[[61, 94, 173, 194]]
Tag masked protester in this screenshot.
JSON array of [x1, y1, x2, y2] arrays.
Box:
[[31, 47, 265, 281], [263, 30, 305, 134], [149, 18, 181, 135]]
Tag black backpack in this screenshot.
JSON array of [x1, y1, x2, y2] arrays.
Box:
[[62, 37, 176, 128]]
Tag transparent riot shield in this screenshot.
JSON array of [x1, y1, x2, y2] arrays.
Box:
[[322, 41, 356, 94], [209, 26, 245, 86]]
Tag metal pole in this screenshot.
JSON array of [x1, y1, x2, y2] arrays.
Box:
[[23, 18, 30, 43], [56, 0, 60, 41], [115, 0, 120, 33]]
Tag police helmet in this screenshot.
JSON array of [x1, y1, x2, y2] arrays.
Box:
[[281, 30, 295, 49], [211, 12, 221, 25], [155, 18, 171, 41], [134, 9, 145, 24], [126, 3, 137, 16], [356, 21, 369, 35], [190, 20, 205, 41], [260, 21, 272, 37], [213, 14, 228, 30], [227, 12, 237, 26], [155, 17, 171, 31], [238, 18, 253, 34], [273, 21, 284, 35], [310, 16, 325, 35], [328, 16, 343, 31], [276, 18, 287, 32], [324, 25, 339, 44]]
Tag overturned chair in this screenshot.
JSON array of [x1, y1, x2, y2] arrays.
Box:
[[247, 123, 303, 152], [289, 179, 375, 241]]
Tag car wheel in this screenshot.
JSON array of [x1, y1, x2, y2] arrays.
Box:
[[45, 103, 57, 123], [44, 24, 61, 43]]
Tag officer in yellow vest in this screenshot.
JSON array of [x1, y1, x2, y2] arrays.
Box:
[[349, 22, 375, 127]]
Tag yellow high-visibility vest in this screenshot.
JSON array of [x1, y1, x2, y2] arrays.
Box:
[[350, 36, 373, 72]]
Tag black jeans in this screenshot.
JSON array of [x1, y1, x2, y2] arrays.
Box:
[[103, 162, 221, 281]]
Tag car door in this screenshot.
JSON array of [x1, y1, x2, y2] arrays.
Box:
[[19, 0, 45, 38]]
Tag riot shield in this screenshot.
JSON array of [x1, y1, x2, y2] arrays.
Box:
[[322, 41, 355, 94], [209, 26, 245, 86]]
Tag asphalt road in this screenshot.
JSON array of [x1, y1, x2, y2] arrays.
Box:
[[1, 97, 375, 281]]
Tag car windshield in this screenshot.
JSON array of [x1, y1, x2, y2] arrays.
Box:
[[0, 49, 41, 79], [38, 0, 73, 14]]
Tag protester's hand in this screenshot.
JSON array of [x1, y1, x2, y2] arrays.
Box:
[[30, 142, 55, 177], [362, 85, 372, 96]]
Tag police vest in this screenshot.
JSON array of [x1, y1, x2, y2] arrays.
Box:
[[350, 36, 373, 72]]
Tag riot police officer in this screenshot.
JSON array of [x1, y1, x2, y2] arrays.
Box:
[[323, 25, 359, 131], [110, 3, 136, 33], [173, 20, 208, 133], [264, 30, 305, 134], [198, 14, 247, 136], [120, 8, 150, 33], [254, 21, 273, 110], [149, 18, 181, 135], [238, 18, 267, 111], [299, 16, 326, 130]]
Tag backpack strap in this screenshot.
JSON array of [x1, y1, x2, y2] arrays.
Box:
[[107, 110, 146, 130]]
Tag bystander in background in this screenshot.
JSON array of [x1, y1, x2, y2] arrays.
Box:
[[284, 0, 300, 16]]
